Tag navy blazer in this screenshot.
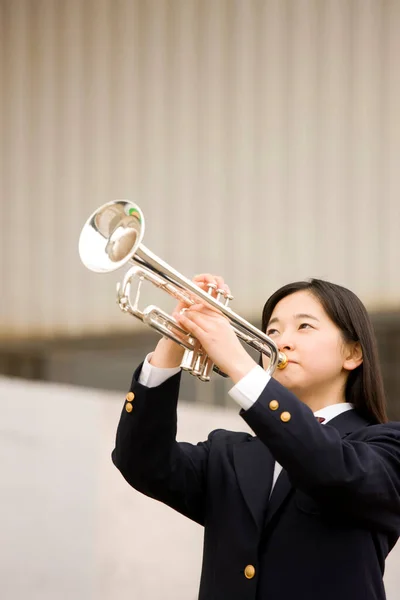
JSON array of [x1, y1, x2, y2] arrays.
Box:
[[112, 365, 400, 600]]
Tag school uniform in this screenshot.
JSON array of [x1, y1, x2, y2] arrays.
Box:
[[112, 357, 400, 600]]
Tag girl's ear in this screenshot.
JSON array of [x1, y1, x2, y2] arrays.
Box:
[[343, 342, 363, 372]]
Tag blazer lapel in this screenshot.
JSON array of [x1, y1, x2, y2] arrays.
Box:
[[264, 468, 293, 528], [234, 410, 370, 533], [263, 409, 371, 529], [233, 437, 275, 531], [327, 408, 370, 437]]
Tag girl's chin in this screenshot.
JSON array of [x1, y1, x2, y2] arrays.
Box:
[[273, 373, 304, 392]]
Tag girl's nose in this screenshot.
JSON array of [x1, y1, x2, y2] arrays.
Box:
[[278, 335, 294, 352]]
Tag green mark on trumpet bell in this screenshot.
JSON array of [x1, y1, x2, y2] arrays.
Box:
[[128, 207, 141, 222]]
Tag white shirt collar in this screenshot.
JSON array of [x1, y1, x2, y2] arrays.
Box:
[[314, 403, 354, 424]]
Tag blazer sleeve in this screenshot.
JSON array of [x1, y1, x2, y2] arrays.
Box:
[[241, 378, 400, 532], [111, 363, 213, 526]]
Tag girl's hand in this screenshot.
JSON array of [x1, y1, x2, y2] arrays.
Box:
[[171, 273, 231, 319], [175, 302, 257, 383], [151, 274, 232, 369]]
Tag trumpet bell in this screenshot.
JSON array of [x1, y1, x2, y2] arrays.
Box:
[[79, 200, 145, 273]]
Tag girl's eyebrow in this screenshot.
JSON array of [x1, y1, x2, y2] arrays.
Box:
[[295, 313, 320, 322], [267, 313, 320, 326]]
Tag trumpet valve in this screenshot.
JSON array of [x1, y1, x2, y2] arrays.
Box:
[[217, 289, 234, 306], [215, 288, 225, 302], [224, 293, 234, 307]]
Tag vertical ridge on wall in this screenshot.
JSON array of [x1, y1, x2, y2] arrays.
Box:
[[166, 0, 200, 275], [58, 0, 88, 331], [34, 0, 58, 336], [286, 0, 319, 280], [349, 0, 383, 296], [315, 0, 352, 284], [225, 0, 258, 308], [252, 0, 289, 294], [195, 0, 229, 276], [381, 0, 400, 303], [3, 1, 31, 332]]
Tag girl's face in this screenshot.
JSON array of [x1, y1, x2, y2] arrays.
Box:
[[262, 291, 359, 401]]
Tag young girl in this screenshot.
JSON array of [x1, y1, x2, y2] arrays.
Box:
[[112, 276, 400, 600]]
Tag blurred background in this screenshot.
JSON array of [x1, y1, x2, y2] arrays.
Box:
[[1, 0, 400, 598]]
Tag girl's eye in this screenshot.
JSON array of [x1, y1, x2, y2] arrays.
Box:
[[299, 323, 313, 330], [267, 328, 279, 336]]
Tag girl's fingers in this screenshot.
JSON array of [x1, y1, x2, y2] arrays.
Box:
[[176, 310, 206, 338], [193, 273, 217, 285], [187, 303, 223, 318], [193, 274, 232, 302], [173, 274, 232, 316]]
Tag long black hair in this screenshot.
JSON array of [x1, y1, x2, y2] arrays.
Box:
[[260, 279, 388, 424]]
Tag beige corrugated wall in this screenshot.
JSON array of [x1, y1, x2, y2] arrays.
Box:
[[1, 0, 400, 339]]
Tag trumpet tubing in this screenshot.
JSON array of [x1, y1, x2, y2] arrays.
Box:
[[79, 200, 288, 381]]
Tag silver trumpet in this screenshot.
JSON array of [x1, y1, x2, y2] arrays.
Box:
[[78, 200, 288, 382]]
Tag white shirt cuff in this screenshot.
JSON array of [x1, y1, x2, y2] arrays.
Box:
[[138, 353, 182, 388], [228, 365, 271, 411]]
